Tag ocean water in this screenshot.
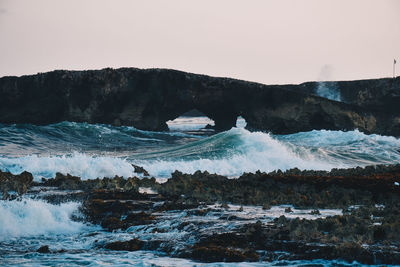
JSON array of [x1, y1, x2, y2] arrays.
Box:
[[1, 117, 400, 266], [0, 117, 399, 180]]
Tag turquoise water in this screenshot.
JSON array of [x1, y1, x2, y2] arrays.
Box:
[[0, 118, 399, 180]]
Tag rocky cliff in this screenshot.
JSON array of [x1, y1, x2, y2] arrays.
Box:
[[0, 68, 399, 136]]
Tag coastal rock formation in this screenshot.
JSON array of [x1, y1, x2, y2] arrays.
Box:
[[11, 164, 400, 265], [0, 68, 399, 135], [0, 170, 33, 199], [295, 77, 400, 115]]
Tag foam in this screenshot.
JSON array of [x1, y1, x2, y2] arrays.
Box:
[[0, 198, 86, 240], [0, 152, 135, 180], [0, 128, 399, 180], [136, 128, 342, 177]]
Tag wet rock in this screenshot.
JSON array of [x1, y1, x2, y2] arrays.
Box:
[[262, 203, 271, 210], [122, 211, 156, 227], [191, 245, 259, 262], [37, 245, 50, 253], [156, 165, 400, 209], [101, 216, 124, 231], [23, 163, 400, 265], [155, 199, 201, 211], [285, 207, 293, 213], [131, 164, 150, 176], [105, 238, 144, 251], [220, 203, 230, 209], [310, 209, 321, 215], [0, 170, 33, 199]]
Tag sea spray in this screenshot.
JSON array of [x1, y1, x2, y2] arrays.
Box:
[[0, 198, 85, 240], [0, 122, 399, 180], [0, 153, 136, 180], [316, 81, 341, 101], [135, 128, 341, 177]]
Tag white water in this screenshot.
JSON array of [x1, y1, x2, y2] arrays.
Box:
[[0, 198, 86, 240], [137, 128, 341, 177], [316, 82, 341, 101], [1, 127, 399, 180]]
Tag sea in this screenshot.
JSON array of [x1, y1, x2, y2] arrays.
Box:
[[1, 116, 400, 266]]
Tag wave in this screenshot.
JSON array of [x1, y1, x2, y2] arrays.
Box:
[[134, 128, 400, 177], [0, 124, 399, 180], [134, 128, 344, 177], [0, 152, 136, 180], [0, 121, 201, 157], [0, 198, 86, 240]]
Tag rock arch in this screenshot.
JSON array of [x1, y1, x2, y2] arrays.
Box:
[[0, 68, 399, 136]]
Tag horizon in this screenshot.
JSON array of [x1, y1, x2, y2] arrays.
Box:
[[0, 0, 399, 84]]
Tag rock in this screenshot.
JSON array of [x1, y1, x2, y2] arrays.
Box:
[[220, 203, 230, 209], [21, 163, 400, 265], [191, 245, 259, 262], [123, 211, 155, 226], [310, 209, 321, 215], [0, 170, 33, 199], [37, 245, 50, 253], [105, 238, 144, 251], [131, 164, 150, 176], [262, 203, 271, 210], [43, 172, 82, 190], [0, 68, 398, 135], [285, 207, 293, 213], [101, 216, 124, 231]]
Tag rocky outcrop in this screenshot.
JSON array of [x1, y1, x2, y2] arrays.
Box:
[[294, 77, 400, 115], [0, 170, 33, 199], [0, 68, 399, 135], [19, 164, 400, 264]]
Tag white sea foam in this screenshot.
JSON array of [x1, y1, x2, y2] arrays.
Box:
[[136, 128, 342, 177], [0, 198, 85, 240], [316, 82, 341, 101], [0, 152, 135, 180], [0, 128, 399, 180]]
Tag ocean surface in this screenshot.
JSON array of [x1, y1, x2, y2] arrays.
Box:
[[1, 117, 400, 266]]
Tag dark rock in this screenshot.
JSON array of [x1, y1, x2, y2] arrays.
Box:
[[310, 209, 321, 215], [0, 170, 33, 199], [24, 163, 400, 265], [191, 245, 259, 262], [131, 164, 150, 176], [101, 216, 124, 231], [122, 211, 155, 226], [285, 207, 293, 213], [155, 165, 400, 209], [37, 245, 50, 253], [262, 203, 271, 210], [0, 68, 399, 135], [105, 238, 144, 251]]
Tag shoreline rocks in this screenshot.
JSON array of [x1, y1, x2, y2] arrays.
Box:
[[0, 170, 33, 199], [2, 164, 400, 264]]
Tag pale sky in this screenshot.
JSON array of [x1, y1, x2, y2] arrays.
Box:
[[0, 0, 399, 84]]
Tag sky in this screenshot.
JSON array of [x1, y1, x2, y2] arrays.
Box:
[[0, 0, 399, 84]]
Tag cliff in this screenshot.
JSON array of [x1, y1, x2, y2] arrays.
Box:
[[0, 68, 399, 136]]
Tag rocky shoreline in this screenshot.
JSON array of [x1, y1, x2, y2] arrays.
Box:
[[1, 164, 400, 265]]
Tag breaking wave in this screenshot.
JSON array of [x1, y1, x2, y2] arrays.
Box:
[[0, 198, 86, 240], [0, 123, 399, 180]]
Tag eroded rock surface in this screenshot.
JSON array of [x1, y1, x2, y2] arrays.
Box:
[[6, 164, 400, 265], [0, 170, 33, 199]]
